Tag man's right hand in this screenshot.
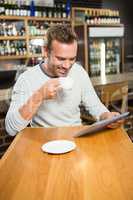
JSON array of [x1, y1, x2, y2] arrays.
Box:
[[40, 78, 60, 100]]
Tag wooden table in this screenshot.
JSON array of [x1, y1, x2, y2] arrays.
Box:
[[0, 126, 133, 200], [91, 72, 133, 102]]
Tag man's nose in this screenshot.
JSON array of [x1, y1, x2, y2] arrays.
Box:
[[62, 60, 71, 69]]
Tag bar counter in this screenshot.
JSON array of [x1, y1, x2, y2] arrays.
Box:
[[91, 72, 133, 86]]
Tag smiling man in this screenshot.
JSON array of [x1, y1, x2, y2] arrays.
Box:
[[5, 24, 122, 136], [44, 32, 77, 77]]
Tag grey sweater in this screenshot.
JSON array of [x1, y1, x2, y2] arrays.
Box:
[[5, 62, 108, 136]]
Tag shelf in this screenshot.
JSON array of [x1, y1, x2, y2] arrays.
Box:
[[0, 55, 27, 60], [71, 7, 121, 27], [28, 54, 42, 58], [87, 24, 123, 27], [0, 54, 44, 60], [0, 15, 70, 22], [0, 36, 26, 40], [0, 15, 71, 64], [29, 36, 46, 39], [27, 16, 70, 22], [73, 22, 123, 27], [0, 15, 26, 20]]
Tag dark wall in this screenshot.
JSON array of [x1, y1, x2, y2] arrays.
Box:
[[55, 0, 102, 8], [102, 0, 133, 72], [71, 0, 102, 8]]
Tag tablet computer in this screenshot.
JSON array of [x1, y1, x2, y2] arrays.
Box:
[[74, 112, 129, 137]]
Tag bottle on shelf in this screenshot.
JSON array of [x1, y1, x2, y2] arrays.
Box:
[[41, 7, 47, 17], [52, 4, 58, 18], [47, 7, 53, 18], [30, 0, 35, 17], [0, 40, 27, 56], [28, 20, 49, 36], [62, 3, 67, 18], [55, 3, 61, 18], [65, 0, 71, 19], [0, 20, 25, 36], [85, 8, 121, 25], [1, 0, 72, 18], [105, 39, 119, 75], [89, 40, 101, 76], [0, 0, 5, 15]]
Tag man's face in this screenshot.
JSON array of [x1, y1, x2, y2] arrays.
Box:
[[46, 40, 77, 77]]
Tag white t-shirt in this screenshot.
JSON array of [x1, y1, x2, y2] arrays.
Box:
[[5, 62, 108, 136]]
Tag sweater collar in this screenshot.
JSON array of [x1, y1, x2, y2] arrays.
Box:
[[39, 60, 58, 78]]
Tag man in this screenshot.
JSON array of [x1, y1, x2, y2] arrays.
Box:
[[5, 24, 122, 136]]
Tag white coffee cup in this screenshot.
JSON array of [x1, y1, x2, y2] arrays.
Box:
[[57, 77, 73, 101], [59, 77, 73, 90]]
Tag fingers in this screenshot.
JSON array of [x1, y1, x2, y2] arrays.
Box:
[[48, 84, 59, 99], [107, 112, 124, 128], [42, 78, 61, 100], [100, 111, 124, 129], [100, 111, 119, 121], [107, 119, 124, 128], [107, 121, 123, 128], [49, 79, 61, 95]]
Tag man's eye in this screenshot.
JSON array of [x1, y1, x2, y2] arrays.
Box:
[[70, 58, 75, 61], [57, 57, 76, 62], [59, 58, 65, 61], [56, 57, 65, 61]]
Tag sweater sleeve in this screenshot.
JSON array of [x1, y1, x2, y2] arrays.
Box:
[[80, 68, 109, 120], [5, 75, 32, 136]]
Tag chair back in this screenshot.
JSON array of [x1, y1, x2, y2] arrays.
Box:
[[95, 81, 128, 113]]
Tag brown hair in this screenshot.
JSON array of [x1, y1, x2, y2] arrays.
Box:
[[46, 24, 78, 52]]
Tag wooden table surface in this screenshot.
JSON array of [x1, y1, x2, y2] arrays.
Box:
[[0, 126, 133, 200]]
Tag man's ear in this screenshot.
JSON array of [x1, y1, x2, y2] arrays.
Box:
[[41, 46, 48, 58]]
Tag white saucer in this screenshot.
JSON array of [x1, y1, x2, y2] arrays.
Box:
[[41, 140, 76, 154]]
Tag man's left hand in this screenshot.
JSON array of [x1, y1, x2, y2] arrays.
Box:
[[99, 112, 124, 129]]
